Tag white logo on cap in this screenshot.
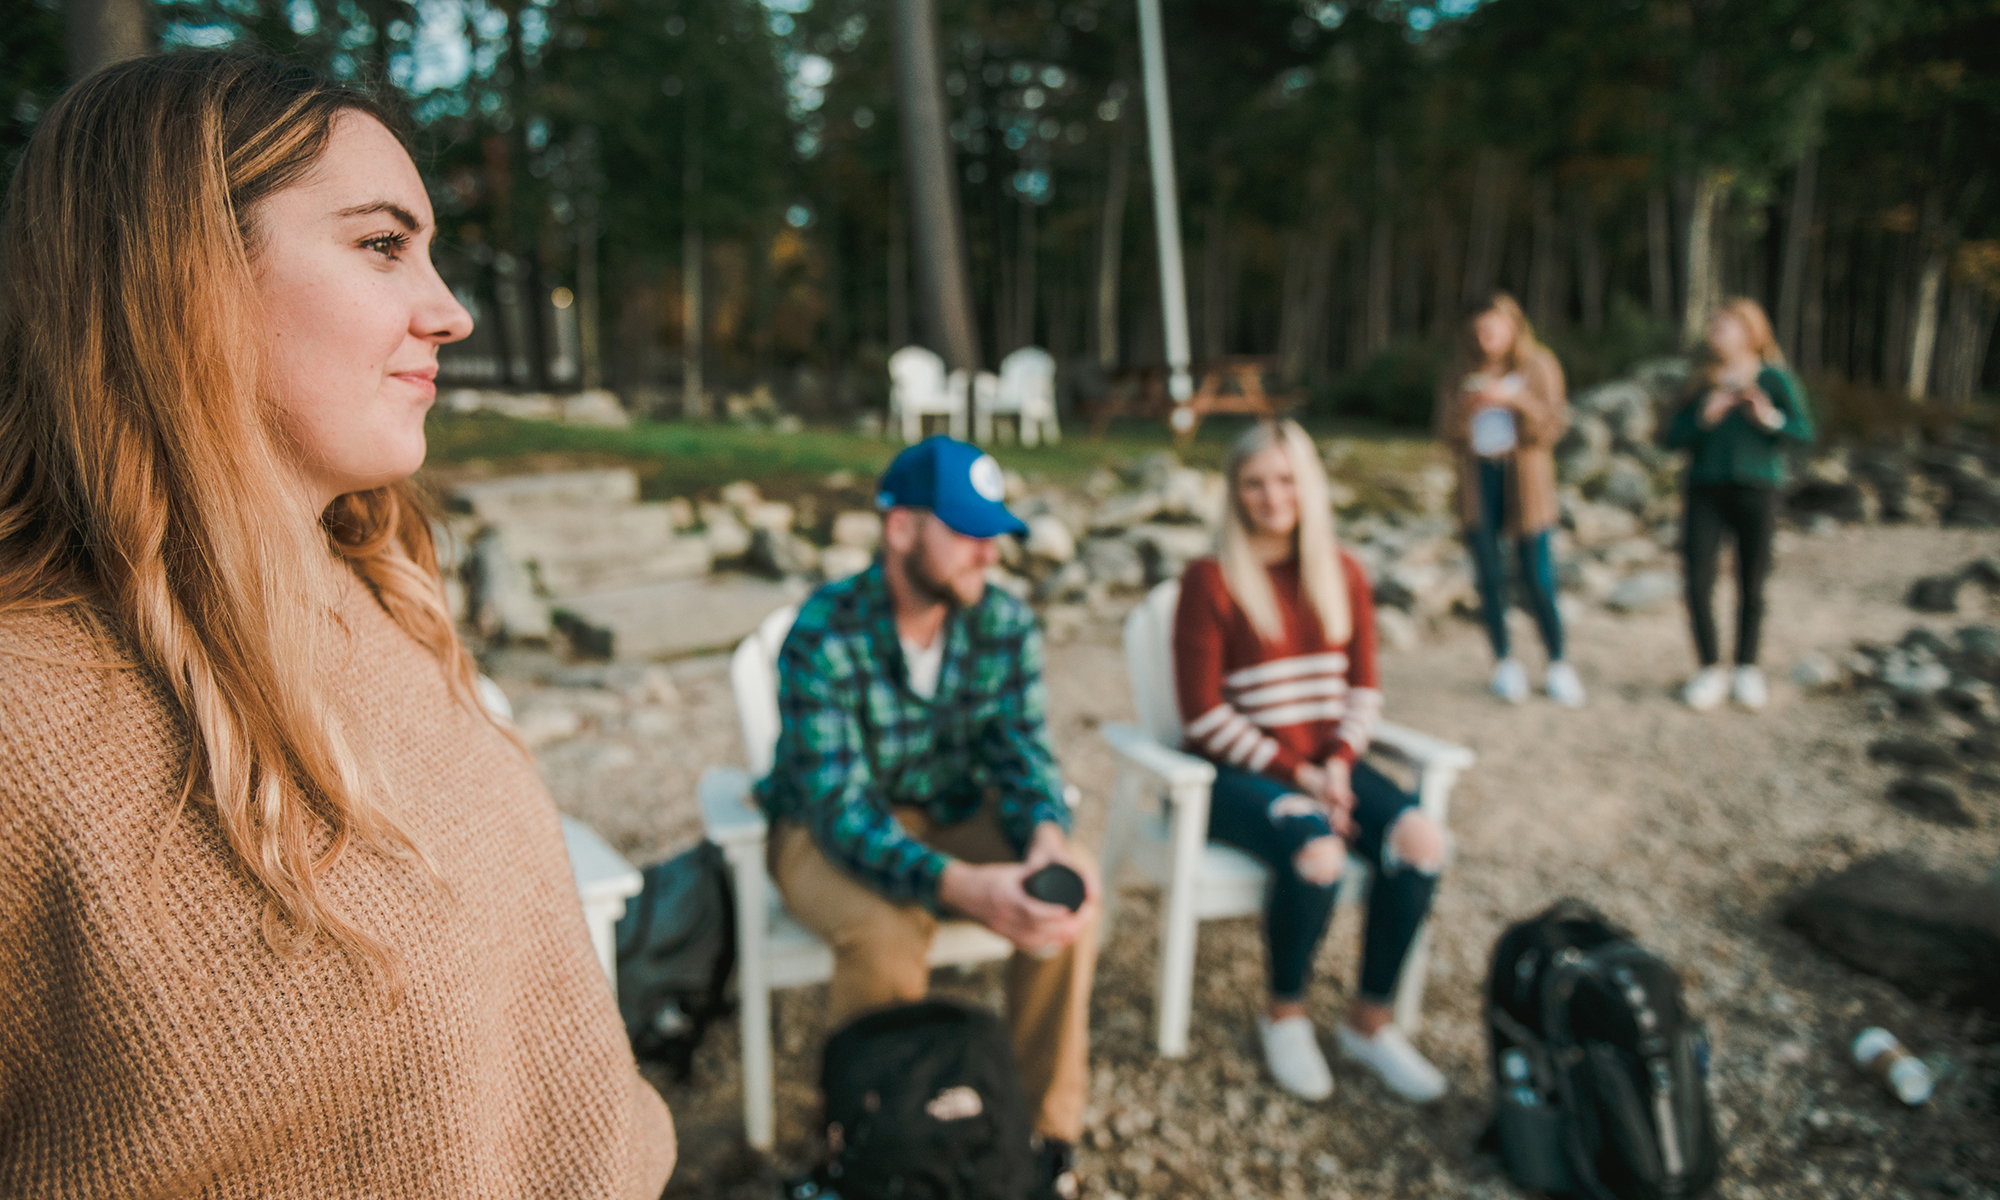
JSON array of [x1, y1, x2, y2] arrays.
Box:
[[969, 455, 1005, 501]]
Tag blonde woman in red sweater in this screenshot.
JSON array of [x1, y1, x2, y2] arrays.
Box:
[[1172, 420, 1449, 1104]]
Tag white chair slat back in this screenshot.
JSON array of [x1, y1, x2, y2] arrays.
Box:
[[733, 604, 801, 780], [1123, 581, 1187, 749]]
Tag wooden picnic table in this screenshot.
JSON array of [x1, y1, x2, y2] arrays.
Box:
[[1088, 355, 1303, 441]]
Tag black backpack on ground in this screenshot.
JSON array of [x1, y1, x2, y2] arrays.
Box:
[[798, 1000, 1036, 1200], [1483, 899, 1720, 1200], [612, 841, 736, 1080]]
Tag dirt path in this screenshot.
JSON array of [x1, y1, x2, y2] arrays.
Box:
[[517, 524, 2000, 1200]]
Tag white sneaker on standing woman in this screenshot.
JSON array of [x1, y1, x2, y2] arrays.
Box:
[[1490, 658, 1529, 704], [1681, 666, 1729, 711], [1544, 661, 1586, 707], [1731, 665, 1769, 711]]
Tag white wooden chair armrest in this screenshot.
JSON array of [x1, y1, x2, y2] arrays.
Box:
[[559, 815, 643, 985], [1370, 721, 1476, 773], [699, 766, 766, 852], [1101, 723, 1217, 793]]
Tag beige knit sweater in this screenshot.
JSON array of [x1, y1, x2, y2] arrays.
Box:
[[0, 573, 675, 1199]]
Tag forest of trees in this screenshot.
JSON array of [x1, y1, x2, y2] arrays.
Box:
[[6, 0, 1999, 422]]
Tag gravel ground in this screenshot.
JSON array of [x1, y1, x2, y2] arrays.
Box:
[[492, 523, 2000, 1200]]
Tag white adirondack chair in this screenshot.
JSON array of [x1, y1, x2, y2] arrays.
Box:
[[887, 345, 965, 443], [1097, 581, 1475, 1057], [948, 368, 1001, 443], [698, 604, 1026, 1152], [978, 347, 1061, 446], [475, 676, 642, 985]]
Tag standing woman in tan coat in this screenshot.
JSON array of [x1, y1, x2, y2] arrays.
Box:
[[1434, 293, 1583, 706], [0, 55, 675, 1197]]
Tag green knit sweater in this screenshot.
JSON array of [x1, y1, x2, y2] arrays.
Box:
[[1661, 365, 1815, 486]]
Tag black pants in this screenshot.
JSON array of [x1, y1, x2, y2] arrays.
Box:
[[1683, 482, 1776, 667]]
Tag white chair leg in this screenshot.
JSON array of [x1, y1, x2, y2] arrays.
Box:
[[1096, 767, 1144, 936], [1154, 781, 1210, 1058], [974, 408, 992, 444], [1391, 919, 1431, 1034], [723, 840, 778, 1151]]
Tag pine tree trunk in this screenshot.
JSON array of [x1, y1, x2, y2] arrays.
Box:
[[1366, 140, 1395, 356], [1935, 278, 1996, 404], [1431, 205, 1462, 335], [1775, 146, 1817, 353], [1200, 201, 1231, 362], [65, 0, 150, 77], [1462, 147, 1505, 305], [1647, 186, 1675, 324], [1907, 248, 1946, 401], [1799, 218, 1825, 375], [893, 0, 982, 374], [681, 93, 706, 417], [1574, 184, 1604, 334], [888, 200, 911, 350], [577, 212, 602, 390], [1014, 197, 1037, 354], [1681, 169, 1724, 346], [1095, 123, 1131, 370], [1527, 174, 1560, 330]]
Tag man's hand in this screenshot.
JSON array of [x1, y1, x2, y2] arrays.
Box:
[[936, 823, 1097, 954]]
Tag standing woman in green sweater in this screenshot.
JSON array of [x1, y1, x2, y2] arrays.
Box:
[[1662, 298, 1815, 711]]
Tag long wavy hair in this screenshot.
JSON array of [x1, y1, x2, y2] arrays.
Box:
[[0, 53, 487, 985], [1216, 420, 1351, 645], [1448, 290, 1545, 383]]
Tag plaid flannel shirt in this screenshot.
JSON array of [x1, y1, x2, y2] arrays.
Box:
[[753, 562, 1071, 911]]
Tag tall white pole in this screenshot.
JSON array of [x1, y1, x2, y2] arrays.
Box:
[[1136, 0, 1194, 409]]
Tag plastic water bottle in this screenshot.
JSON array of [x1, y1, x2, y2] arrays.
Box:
[[1852, 1027, 1934, 1106]]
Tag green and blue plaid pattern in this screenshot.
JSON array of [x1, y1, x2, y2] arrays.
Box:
[[754, 562, 1071, 911]]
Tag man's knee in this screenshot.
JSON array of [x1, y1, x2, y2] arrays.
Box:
[[1386, 811, 1447, 875]]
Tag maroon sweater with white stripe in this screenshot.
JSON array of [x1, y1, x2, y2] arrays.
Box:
[[1171, 553, 1381, 781]]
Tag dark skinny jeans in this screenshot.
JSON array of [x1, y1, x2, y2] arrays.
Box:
[[1466, 458, 1565, 661], [1206, 761, 1437, 1005], [1683, 481, 1777, 667]]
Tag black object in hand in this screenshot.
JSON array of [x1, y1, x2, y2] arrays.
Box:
[[1022, 863, 1085, 912]]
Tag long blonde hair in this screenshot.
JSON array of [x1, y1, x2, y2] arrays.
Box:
[[1217, 420, 1352, 645], [0, 54, 485, 985], [1450, 290, 1545, 381]]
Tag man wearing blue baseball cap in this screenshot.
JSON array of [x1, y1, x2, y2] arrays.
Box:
[[756, 436, 1096, 1196]]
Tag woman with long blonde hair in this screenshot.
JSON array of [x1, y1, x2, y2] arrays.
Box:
[[1434, 292, 1582, 706], [0, 54, 674, 1194], [1661, 297, 1815, 711], [1172, 420, 1450, 1104]]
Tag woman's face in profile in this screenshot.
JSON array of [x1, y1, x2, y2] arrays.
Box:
[[1706, 311, 1750, 359], [252, 112, 472, 509]]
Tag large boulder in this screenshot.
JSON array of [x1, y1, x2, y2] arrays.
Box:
[[452, 468, 640, 519], [1127, 524, 1213, 587], [1024, 514, 1077, 564], [831, 511, 883, 550], [1782, 855, 2000, 1014], [1605, 570, 1680, 613], [1079, 536, 1146, 591], [556, 575, 809, 659]]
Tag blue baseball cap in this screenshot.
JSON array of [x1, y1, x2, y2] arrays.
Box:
[[876, 436, 1028, 539]]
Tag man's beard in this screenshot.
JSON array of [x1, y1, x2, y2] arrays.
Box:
[[907, 538, 981, 609]]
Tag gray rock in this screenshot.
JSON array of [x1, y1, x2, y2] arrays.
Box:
[[1908, 573, 1965, 614], [465, 527, 553, 641], [1886, 776, 1975, 826], [1788, 480, 1868, 525], [1782, 855, 2000, 1014], [1568, 501, 1640, 547], [747, 527, 818, 577], [1090, 491, 1165, 532], [555, 574, 809, 659], [1941, 679, 1999, 722], [1127, 524, 1212, 587], [819, 544, 874, 581], [831, 511, 883, 549], [1035, 560, 1092, 604], [1025, 514, 1078, 564], [1598, 459, 1657, 514], [1789, 653, 1842, 690], [1878, 648, 1951, 695], [1606, 570, 1681, 613], [700, 507, 753, 560], [452, 468, 640, 519], [1866, 738, 1958, 771], [1575, 379, 1657, 446], [1080, 536, 1146, 590]]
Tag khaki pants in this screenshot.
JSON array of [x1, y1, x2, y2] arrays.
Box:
[[769, 805, 1097, 1142]]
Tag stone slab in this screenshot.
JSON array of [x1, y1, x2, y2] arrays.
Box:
[[556, 574, 810, 659]]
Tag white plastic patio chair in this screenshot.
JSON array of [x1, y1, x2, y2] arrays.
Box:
[[978, 347, 1061, 446], [887, 345, 965, 443], [699, 604, 1031, 1151], [475, 675, 642, 986], [1097, 581, 1474, 1056]]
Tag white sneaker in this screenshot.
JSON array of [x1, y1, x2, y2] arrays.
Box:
[[1731, 665, 1769, 711], [1336, 1023, 1448, 1103], [1257, 1015, 1334, 1101], [1544, 661, 1586, 708], [1681, 666, 1729, 711], [1490, 658, 1529, 704]]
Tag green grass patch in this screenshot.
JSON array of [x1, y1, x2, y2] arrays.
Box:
[[420, 409, 1440, 502]]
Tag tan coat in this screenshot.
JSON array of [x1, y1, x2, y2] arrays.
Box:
[[1434, 343, 1569, 535], [0, 575, 676, 1199]]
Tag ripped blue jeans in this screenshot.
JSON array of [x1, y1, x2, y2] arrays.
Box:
[[1206, 761, 1438, 1005]]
